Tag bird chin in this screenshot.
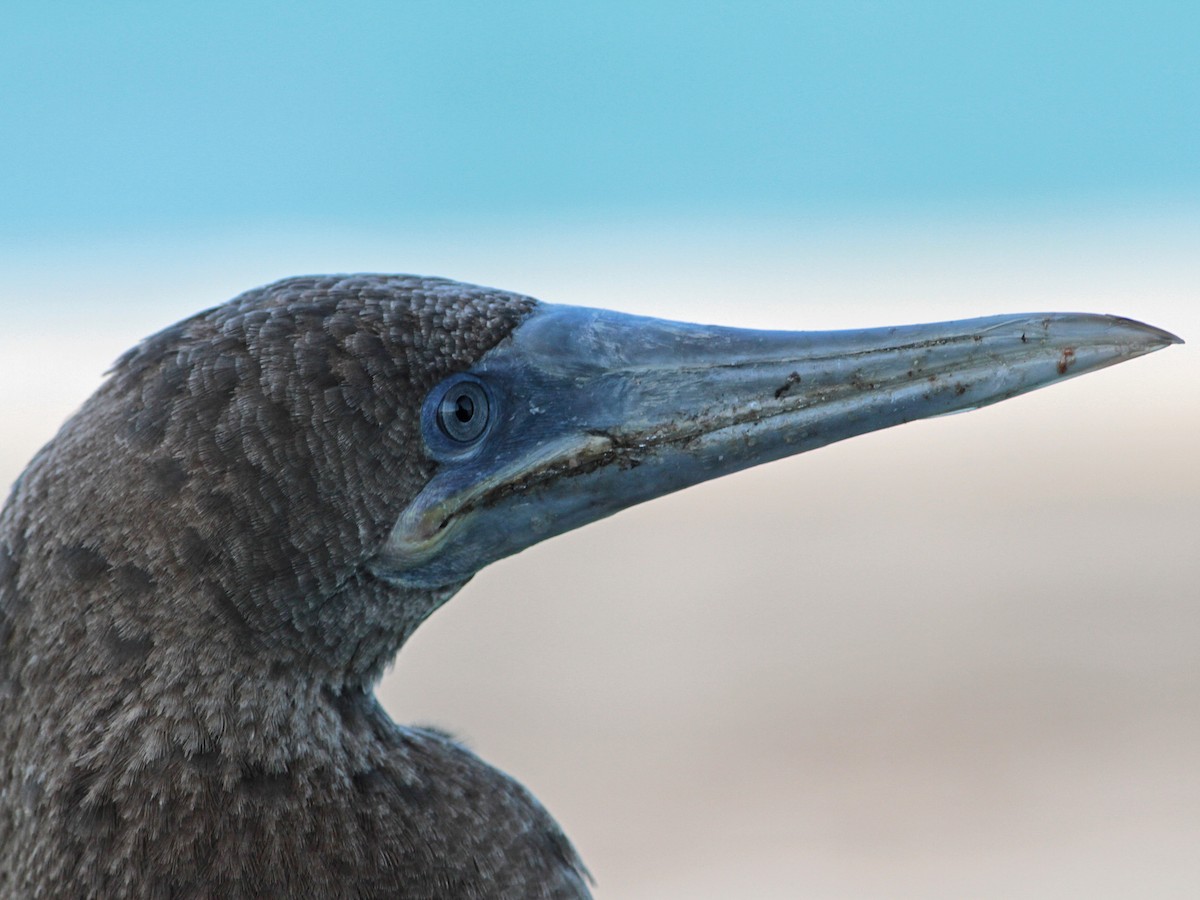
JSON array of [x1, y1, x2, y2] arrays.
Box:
[[371, 432, 621, 587]]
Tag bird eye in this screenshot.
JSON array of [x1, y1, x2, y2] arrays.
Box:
[[436, 381, 490, 443]]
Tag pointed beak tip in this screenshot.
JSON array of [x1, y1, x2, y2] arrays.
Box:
[[1114, 316, 1184, 348]]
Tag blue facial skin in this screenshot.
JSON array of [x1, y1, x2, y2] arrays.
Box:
[[375, 304, 1180, 589]]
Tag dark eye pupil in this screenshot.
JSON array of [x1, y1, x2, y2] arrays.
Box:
[[435, 380, 490, 444], [454, 395, 475, 423]]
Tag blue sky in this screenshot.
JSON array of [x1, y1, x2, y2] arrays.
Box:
[[3, 2, 1197, 238]]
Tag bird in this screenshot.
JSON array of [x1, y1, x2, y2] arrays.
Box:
[[0, 274, 1180, 898]]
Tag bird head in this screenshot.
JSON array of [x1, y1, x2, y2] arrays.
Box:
[[15, 274, 1177, 692]]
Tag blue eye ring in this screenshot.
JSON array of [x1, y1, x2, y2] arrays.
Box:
[[437, 380, 490, 443], [422, 375, 496, 460]]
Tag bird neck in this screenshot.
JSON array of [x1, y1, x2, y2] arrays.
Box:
[[3, 580, 357, 776], [1, 481, 400, 790]]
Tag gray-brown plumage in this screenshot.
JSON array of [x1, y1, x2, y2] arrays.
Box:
[[0, 276, 588, 898], [0, 274, 1178, 897]]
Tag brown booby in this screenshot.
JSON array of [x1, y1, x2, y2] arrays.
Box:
[[0, 275, 1180, 897]]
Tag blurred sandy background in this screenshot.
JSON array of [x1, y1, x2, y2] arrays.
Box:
[[2, 217, 1196, 898], [3, 4, 1198, 896]]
